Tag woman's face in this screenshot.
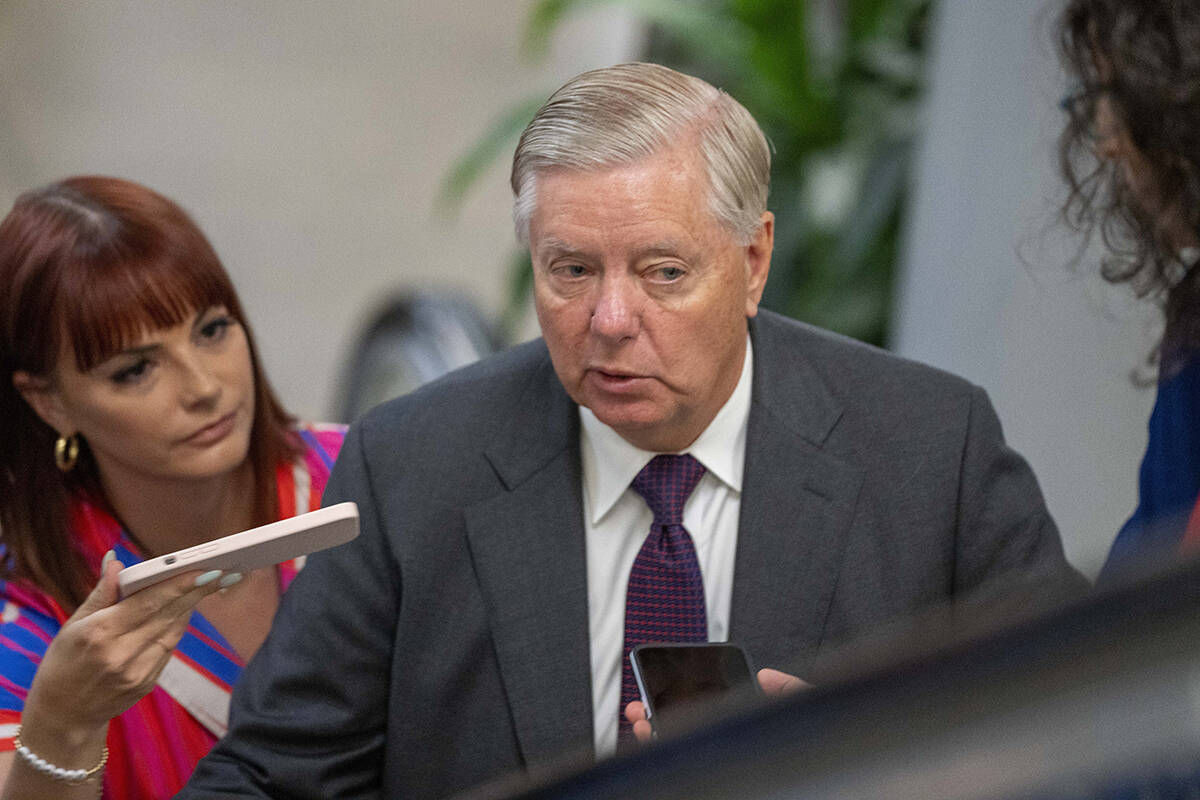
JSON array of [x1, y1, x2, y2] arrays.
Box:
[[18, 305, 257, 489]]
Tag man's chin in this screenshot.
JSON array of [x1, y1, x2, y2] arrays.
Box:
[[589, 405, 662, 433], [587, 404, 697, 452]]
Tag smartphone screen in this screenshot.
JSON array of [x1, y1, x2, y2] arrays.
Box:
[[631, 643, 757, 735]]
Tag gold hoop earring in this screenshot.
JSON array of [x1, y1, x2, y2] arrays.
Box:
[[54, 434, 79, 472]]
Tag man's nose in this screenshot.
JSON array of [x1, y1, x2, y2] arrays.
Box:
[[590, 276, 640, 341]]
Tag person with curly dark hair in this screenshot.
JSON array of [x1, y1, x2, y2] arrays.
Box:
[[1058, 0, 1200, 577]]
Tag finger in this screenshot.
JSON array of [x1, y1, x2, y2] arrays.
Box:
[[624, 701, 647, 725], [116, 568, 231, 628], [65, 551, 125, 624], [157, 570, 239, 620], [155, 591, 208, 652], [128, 571, 239, 648], [129, 569, 239, 690], [97, 576, 227, 703], [757, 668, 810, 696], [94, 570, 233, 656], [632, 719, 653, 743], [83, 609, 190, 713], [128, 609, 196, 690]]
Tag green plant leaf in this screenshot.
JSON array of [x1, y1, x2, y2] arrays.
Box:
[[436, 95, 548, 215], [526, 0, 755, 71], [523, 0, 575, 58], [500, 249, 535, 342]]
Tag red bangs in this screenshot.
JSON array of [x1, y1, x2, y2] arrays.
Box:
[[0, 176, 244, 373], [57, 247, 235, 372]]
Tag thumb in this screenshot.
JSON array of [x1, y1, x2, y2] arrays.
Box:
[[757, 667, 810, 696], [69, 550, 124, 623]]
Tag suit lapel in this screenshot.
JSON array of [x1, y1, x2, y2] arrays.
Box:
[[464, 356, 594, 767], [461, 316, 864, 759], [730, 314, 864, 674]]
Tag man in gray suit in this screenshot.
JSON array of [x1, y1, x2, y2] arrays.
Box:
[[181, 63, 1081, 799]]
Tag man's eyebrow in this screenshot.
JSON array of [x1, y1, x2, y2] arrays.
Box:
[[536, 238, 600, 262], [638, 242, 687, 258], [534, 239, 693, 260], [536, 238, 580, 255]]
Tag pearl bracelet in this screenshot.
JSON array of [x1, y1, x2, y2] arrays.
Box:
[[13, 727, 108, 785]]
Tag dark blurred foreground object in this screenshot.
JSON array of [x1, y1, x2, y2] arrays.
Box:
[[460, 556, 1200, 800], [338, 291, 500, 422]]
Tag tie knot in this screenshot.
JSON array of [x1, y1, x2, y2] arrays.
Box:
[[631, 454, 706, 527]]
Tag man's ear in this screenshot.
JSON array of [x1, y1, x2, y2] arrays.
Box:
[[743, 211, 774, 318], [12, 371, 72, 437]]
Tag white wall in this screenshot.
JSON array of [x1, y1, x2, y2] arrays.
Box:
[[0, 1, 639, 419], [893, 0, 1157, 578]]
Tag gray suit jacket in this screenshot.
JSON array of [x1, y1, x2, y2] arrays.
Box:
[[180, 310, 1081, 799]]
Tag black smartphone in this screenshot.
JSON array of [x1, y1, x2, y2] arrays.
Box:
[[630, 642, 758, 737]]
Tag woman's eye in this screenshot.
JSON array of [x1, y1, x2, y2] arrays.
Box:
[[111, 359, 152, 385], [199, 316, 233, 341]]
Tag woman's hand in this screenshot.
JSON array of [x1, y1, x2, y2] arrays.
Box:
[[19, 553, 234, 750]]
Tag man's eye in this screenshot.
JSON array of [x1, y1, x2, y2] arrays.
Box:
[[649, 265, 685, 282], [551, 263, 588, 279], [111, 360, 151, 385]]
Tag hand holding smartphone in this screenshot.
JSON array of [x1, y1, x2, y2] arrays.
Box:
[[630, 642, 758, 738], [117, 502, 359, 597]]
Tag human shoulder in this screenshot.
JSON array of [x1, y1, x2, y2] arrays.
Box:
[[353, 338, 556, 438], [753, 310, 977, 402], [750, 310, 983, 450], [0, 577, 67, 626], [336, 339, 564, 486], [0, 579, 62, 726]]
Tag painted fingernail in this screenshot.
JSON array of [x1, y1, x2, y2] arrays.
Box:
[[218, 572, 243, 588], [194, 570, 223, 587], [101, 550, 115, 569]]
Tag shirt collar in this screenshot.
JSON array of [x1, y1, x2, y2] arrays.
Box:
[[579, 335, 753, 525]]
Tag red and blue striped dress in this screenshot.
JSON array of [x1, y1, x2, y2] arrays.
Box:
[[0, 423, 344, 799]]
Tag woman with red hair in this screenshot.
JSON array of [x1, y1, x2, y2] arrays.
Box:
[[0, 176, 344, 799]]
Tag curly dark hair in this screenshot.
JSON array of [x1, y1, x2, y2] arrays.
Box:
[[1058, 0, 1200, 371]]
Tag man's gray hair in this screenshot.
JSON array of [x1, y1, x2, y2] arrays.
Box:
[[510, 62, 771, 246]]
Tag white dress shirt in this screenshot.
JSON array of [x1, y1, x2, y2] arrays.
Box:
[[580, 336, 753, 757]]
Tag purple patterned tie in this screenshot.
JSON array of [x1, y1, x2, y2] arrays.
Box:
[[619, 454, 708, 738]]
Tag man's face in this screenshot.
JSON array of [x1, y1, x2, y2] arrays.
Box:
[[529, 145, 772, 452]]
